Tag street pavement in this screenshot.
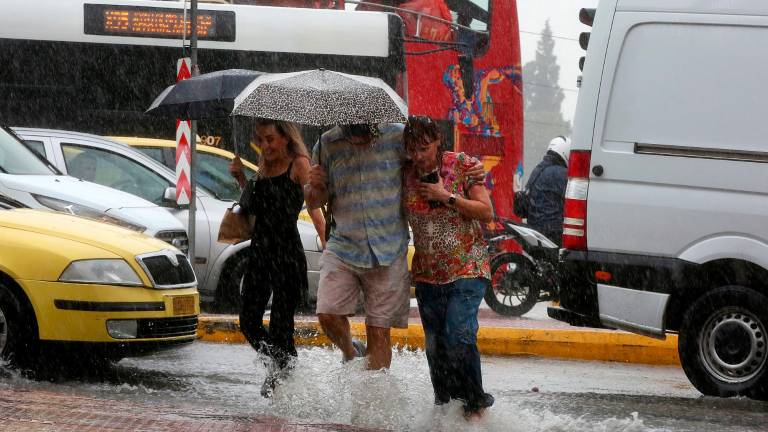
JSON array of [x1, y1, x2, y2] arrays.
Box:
[[0, 301, 676, 432], [199, 301, 680, 366], [2, 342, 767, 432], [0, 385, 384, 432]]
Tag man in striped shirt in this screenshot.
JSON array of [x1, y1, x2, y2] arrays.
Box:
[[306, 123, 410, 370], [306, 122, 485, 370]]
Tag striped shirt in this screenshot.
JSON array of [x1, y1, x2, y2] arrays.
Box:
[[312, 124, 409, 268]]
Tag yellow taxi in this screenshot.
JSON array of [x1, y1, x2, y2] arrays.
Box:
[[0, 196, 199, 366]]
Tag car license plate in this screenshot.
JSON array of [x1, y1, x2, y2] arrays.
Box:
[[172, 296, 196, 316]]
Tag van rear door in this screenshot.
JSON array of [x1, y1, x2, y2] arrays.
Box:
[[586, 6, 768, 259]]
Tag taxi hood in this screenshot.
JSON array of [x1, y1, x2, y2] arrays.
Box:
[[0, 208, 173, 257]]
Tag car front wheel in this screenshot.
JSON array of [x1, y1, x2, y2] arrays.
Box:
[[679, 285, 768, 400], [0, 281, 37, 367]]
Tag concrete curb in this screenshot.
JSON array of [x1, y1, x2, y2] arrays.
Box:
[[197, 316, 681, 366]]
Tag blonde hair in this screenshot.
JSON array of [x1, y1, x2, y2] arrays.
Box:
[[253, 118, 309, 160]]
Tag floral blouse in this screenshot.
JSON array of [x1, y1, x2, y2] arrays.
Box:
[[404, 151, 491, 284]]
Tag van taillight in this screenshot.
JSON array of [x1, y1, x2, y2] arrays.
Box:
[[562, 150, 591, 250]]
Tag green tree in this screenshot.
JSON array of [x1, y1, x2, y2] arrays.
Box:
[[522, 20, 572, 179]]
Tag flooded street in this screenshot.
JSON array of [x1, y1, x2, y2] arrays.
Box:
[[1, 342, 765, 432]]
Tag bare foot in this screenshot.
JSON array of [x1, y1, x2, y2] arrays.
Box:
[[464, 408, 485, 421]]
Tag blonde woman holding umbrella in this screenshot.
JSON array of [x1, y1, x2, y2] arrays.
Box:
[[229, 118, 325, 397]]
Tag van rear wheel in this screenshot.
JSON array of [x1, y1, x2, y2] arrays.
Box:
[[678, 285, 768, 400]]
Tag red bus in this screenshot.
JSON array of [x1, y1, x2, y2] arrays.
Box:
[[392, 0, 523, 219], [264, 0, 523, 218]]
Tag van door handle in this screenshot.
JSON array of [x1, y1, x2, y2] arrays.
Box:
[[592, 165, 604, 177]]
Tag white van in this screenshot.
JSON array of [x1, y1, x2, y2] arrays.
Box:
[[0, 126, 188, 250], [548, 0, 768, 399]]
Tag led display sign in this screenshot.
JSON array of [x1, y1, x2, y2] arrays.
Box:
[[84, 4, 235, 41]]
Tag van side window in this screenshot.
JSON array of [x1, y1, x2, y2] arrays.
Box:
[[604, 23, 768, 153]]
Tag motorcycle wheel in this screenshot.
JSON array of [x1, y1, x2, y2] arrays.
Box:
[[485, 253, 540, 317]]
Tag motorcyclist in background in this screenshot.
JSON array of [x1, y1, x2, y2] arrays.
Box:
[[525, 136, 571, 246]]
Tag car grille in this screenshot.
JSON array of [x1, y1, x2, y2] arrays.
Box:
[[155, 230, 189, 254], [136, 316, 198, 339], [138, 252, 196, 288]]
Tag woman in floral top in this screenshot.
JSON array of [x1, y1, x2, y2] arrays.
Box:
[[403, 116, 494, 418]]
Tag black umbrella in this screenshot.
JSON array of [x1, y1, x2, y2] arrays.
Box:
[[146, 69, 265, 120]]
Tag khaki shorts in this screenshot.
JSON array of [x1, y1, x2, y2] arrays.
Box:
[[316, 250, 411, 329]]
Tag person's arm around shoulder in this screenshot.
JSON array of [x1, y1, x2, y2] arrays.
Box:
[[454, 153, 493, 222], [458, 183, 494, 222], [292, 156, 327, 246]]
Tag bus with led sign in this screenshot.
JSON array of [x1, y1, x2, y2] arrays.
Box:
[[0, 0, 404, 160], [83, 4, 235, 41]]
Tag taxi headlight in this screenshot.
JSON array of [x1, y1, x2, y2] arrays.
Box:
[[59, 259, 143, 286]]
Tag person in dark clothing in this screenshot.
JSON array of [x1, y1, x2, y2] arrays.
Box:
[[229, 119, 325, 398], [526, 136, 571, 246]]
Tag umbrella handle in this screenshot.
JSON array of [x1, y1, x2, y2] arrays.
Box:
[[316, 126, 322, 166], [232, 116, 239, 156]]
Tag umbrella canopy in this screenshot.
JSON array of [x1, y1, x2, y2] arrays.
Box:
[[146, 69, 265, 120], [231, 69, 407, 126]]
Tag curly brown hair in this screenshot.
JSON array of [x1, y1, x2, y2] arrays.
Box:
[[403, 116, 442, 149]]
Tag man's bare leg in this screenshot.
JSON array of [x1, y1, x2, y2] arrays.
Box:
[[318, 313, 356, 360], [365, 325, 392, 370]]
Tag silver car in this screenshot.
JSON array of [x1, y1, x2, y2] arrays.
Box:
[[12, 128, 322, 311]]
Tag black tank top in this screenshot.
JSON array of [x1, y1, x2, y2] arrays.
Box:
[[244, 160, 304, 252]]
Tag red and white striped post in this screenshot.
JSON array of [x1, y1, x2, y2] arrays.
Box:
[[175, 57, 192, 206]]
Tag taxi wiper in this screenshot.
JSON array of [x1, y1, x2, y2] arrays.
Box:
[[0, 194, 25, 208]]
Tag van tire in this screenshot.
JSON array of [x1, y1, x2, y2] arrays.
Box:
[[0, 281, 38, 367], [678, 285, 768, 400], [485, 254, 540, 316]]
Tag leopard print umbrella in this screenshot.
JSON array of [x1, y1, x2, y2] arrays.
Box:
[[232, 69, 407, 126]]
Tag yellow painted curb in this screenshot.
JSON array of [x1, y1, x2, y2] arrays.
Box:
[[197, 317, 680, 366]]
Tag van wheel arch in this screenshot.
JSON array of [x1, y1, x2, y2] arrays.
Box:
[[0, 273, 39, 366], [666, 259, 768, 331]]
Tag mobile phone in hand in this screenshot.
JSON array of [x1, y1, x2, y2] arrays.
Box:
[[420, 171, 441, 208], [420, 171, 439, 184]]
